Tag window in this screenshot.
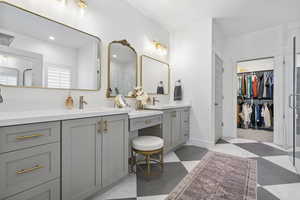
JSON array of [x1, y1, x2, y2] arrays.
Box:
[[0, 75, 17, 86], [47, 67, 71, 89]]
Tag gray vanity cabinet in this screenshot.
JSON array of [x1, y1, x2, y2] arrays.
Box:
[[161, 108, 190, 152], [62, 117, 102, 200], [162, 110, 181, 152], [62, 114, 129, 200], [102, 115, 128, 188]]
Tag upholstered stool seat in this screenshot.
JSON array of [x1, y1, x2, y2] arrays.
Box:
[[132, 136, 164, 151], [131, 136, 164, 177]]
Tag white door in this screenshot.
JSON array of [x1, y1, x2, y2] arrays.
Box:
[[215, 54, 223, 142]]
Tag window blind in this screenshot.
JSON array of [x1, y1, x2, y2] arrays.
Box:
[[47, 67, 71, 89]]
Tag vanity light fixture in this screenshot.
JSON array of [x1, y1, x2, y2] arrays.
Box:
[[57, 0, 88, 9], [76, 0, 88, 9], [49, 36, 55, 41], [112, 54, 117, 58], [152, 40, 168, 56]]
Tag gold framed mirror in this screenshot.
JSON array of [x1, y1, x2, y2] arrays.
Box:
[[107, 40, 138, 98], [0, 2, 102, 91], [141, 55, 170, 95]]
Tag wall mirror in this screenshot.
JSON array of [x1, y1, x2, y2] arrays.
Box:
[[141, 55, 170, 95], [0, 2, 101, 91], [107, 40, 137, 97]]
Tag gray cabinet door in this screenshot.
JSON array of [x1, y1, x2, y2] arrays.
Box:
[[180, 109, 190, 142], [162, 112, 172, 152], [62, 117, 102, 200], [6, 179, 60, 200], [171, 110, 181, 148], [102, 115, 128, 188]]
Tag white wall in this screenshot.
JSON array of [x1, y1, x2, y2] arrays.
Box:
[[221, 25, 286, 146], [170, 19, 214, 147], [0, 0, 169, 112]]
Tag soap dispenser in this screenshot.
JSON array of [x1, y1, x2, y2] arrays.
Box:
[[65, 91, 74, 109]]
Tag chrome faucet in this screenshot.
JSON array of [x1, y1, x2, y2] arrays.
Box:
[[79, 96, 88, 110], [153, 97, 160, 106], [0, 88, 3, 103]]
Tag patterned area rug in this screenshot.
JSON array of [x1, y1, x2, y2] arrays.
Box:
[[167, 151, 257, 200]]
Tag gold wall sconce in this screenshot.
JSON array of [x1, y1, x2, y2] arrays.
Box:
[[152, 40, 168, 56], [57, 0, 88, 9], [76, 0, 88, 8]]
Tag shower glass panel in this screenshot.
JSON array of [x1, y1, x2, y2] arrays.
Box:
[[287, 28, 300, 173]]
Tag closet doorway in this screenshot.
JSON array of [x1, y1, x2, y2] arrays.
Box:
[[236, 57, 274, 142]]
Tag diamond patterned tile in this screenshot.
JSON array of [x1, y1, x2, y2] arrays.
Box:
[[216, 138, 229, 144], [252, 157, 300, 186], [181, 160, 200, 172], [92, 175, 137, 200], [257, 187, 280, 200], [263, 156, 297, 173], [163, 151, 181, 163], [175, 145, 208, 161], [210, 143, 259, 158], [136, 162, 187, 196], [137, 195, 168, 200], [264, 183, 300, 200], [235, 143, 287, 157]]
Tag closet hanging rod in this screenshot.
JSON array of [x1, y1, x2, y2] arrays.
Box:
[[236, 56, 275, 63], [237, 69, 274, 74]]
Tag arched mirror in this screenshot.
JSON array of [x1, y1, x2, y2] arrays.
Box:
[[107, 40, 137, 97]]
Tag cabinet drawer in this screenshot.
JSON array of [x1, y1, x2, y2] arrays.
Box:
[[5, 179, 60, 200], [0, 143, 60, 199], [130, 115, 162, 131], [0, 122, 60, 153]]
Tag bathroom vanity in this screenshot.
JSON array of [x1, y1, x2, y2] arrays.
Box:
[[145, 105, 190, 152], [0, 106, 190, 200], [0, 109, 128, 200]]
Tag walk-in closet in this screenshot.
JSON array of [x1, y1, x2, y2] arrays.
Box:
[[236, 57, 274, 142]]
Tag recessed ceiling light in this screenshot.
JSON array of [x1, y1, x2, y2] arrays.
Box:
[[112, 54, 117, 58], [49, 36, 55, 41]]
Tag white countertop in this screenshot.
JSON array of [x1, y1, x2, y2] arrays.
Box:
[[144, 103, 191, 110], [128, 110, 163, 119], [0, 108, 129, 127]]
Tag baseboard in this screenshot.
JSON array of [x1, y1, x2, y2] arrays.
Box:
[[187, 138, 215, 149]]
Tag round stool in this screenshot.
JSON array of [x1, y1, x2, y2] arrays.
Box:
[[131, 136, 164, 176]]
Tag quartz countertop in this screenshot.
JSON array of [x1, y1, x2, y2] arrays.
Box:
[[0, 108, 129, 127], [144, 103, 191, 110], [128, 110, 163, 119]]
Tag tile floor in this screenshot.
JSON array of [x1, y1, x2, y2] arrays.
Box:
[[90, 138, 300, 200]]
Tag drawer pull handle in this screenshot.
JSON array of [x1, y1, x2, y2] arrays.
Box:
[[97, 121, 102, 133], [16, 134, 44, 140], [104, 120, 108, 132], [184, 120, 189, 123], [16, 165, 44, 175], [145, 120, 152, 124]]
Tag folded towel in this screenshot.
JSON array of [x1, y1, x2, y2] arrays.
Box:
[[174, 85, 182, 101]]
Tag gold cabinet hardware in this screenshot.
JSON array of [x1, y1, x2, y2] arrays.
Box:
[[103, 120, 108, 132], [145, 120, 152, 124], [97, 121, 102, 133], [16, 134, 44, 140], [16, 165, 44, 175]]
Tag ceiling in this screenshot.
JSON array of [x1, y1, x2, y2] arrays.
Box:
[[126, 0, 300, 37]]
